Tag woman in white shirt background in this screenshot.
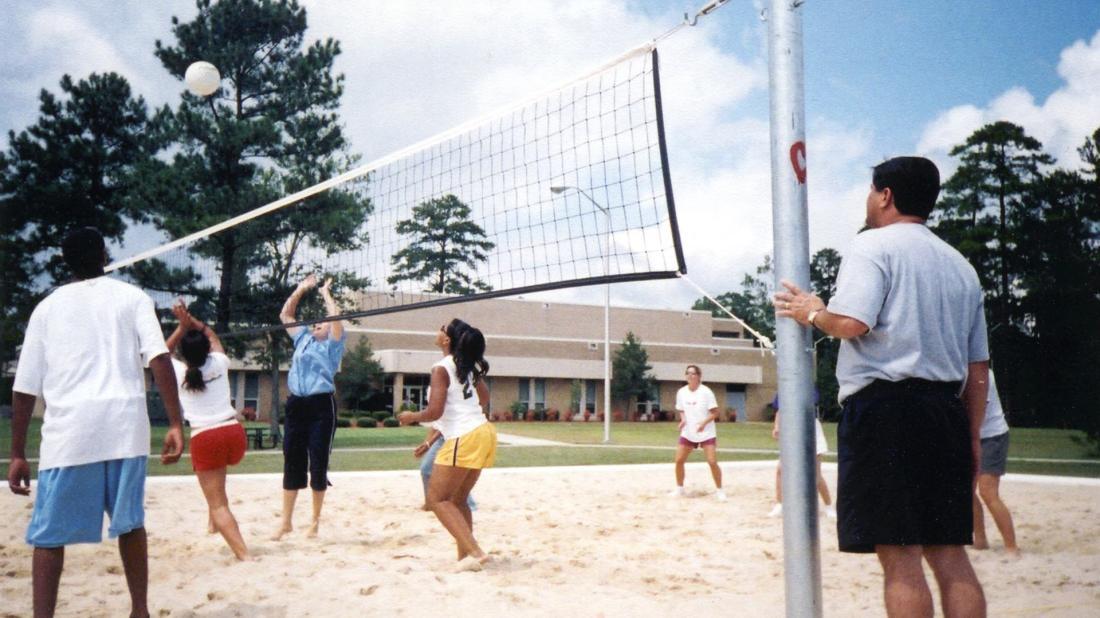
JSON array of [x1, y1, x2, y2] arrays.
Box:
[[399, 319, 497, 571], [166, 301, 250, 561]]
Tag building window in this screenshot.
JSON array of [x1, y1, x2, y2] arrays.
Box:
[[229, 371, 238, 409], [532, 378, 546, 411], [635, 384, 659, 416], [585, 380, 597, 413], [243, 373, 259, 413], [518, 378, 546, 411]]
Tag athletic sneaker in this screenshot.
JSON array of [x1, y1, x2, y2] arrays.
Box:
[[825, 505, 837, 519], [768, 503, 783, 518], [668, 487, 685, 498], [715, 489, 728, 501]]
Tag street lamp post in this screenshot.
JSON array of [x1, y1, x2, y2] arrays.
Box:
[[551, 185, 612, 444]]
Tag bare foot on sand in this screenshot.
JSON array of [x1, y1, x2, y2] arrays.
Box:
[[270, 524, 293, 541], [455, 556, 483, 573], [306, 520, 320, 538]]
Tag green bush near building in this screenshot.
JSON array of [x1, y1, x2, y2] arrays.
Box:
[[382, 417, 400, 428]]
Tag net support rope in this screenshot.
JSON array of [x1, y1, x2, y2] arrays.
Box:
[[678, 272, 775, 352]]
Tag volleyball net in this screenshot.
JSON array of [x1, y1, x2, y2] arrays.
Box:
[[108, 46, 685, 335]]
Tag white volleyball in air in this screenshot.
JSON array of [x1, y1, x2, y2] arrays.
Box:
[[184, 61, 220, 96]]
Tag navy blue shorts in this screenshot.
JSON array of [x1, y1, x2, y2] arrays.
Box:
[[837, 379, 972, 553]]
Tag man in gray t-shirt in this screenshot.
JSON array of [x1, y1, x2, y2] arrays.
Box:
[[774, 156, 990, 617]]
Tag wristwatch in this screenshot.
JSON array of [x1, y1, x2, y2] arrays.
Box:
[[807, 309, 821, 327]]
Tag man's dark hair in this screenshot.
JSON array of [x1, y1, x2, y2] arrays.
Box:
[[61, 227, 107, 279], [871, 156, 941, 219]]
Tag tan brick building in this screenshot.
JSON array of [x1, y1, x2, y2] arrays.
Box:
[[227, 294, 778, 423]]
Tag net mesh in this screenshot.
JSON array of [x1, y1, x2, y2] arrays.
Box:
[[111, 47, 684, 335]]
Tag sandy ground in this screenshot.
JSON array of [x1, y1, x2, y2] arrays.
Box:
[[2, 461, 1099, 617]]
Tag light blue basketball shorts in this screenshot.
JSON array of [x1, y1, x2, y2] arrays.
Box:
[[26, 456, 147, 548]]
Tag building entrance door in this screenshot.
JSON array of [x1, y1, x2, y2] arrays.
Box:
[[725, 387, 747, 422], [403, 385, 426, 410]]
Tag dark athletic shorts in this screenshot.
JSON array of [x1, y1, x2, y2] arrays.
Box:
[[837, 378, 972, 553], [979, 432, 1009, 476]]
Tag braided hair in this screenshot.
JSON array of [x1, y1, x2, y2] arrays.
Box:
[[179, 329, 211, 392]]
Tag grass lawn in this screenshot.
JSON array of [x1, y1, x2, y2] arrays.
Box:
[[3, 418, 1098, 478]]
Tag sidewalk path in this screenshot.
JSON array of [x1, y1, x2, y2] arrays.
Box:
[[495, 432, 572, 446]]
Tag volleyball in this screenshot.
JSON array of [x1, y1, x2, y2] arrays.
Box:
[[184, 61, 220, 96]]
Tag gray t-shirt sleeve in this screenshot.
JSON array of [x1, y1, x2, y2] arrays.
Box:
[[827, 238, 887, 329]]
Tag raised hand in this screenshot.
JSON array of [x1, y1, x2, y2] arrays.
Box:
[[171, 299, 194, 329], [299, 273, 318, 291]]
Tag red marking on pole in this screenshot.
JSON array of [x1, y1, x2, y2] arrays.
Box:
[[789, 141, 807, 184]]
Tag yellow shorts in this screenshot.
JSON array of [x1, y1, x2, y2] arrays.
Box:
[[435, 423, 497, 469]]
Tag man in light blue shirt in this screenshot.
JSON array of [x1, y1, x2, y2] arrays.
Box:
[[775, 157, 989, 617], [272, 274, 346, 541]]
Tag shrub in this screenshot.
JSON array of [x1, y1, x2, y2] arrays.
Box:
[[372, 411, 392, 422], [546, 409, 560, 421], [382, 416, 400, 428], [357, 417, 377, 428], [508, 400, 527, 420], [335, 418, 352, 428]]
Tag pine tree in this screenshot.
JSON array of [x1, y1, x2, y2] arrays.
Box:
[[0, 72, 152, 367], [611, 332, 656, 415], [388, 194, 495, 294]]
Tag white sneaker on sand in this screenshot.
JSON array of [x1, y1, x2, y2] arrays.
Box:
[[825, 505, 837, 519], [768, 503, 783, 518], [668, 487, 685, 498], [715, 490, 728, 502]]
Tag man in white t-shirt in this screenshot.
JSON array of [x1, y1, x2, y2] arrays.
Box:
[[7, 228, 184, 618], [669, 365, 725, 501]]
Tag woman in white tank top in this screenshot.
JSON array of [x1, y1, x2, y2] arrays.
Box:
[[399, 318, 496, 571]]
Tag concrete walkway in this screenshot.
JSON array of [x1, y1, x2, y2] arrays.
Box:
[[495, 432, 572, 446]]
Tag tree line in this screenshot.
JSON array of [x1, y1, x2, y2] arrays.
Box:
[[695, 121, 1100, 448], [1, 1, 492, 419]]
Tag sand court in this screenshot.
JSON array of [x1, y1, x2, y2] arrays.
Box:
[[1, 462, 1098, 616]]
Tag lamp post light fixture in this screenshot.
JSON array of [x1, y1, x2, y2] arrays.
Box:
[[551, 185, 612, 444]]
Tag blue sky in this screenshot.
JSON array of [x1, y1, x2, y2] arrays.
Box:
[[3, 1, 1099, 310]]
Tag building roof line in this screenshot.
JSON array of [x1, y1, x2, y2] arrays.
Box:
[[344, 326, 759, 351]]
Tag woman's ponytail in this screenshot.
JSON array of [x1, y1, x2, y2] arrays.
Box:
[[453, 326, 489, 388]]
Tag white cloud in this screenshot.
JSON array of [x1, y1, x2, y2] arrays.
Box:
[[918, 29, 1100, 171], [24, 8, 148, 95], [301, 0, 871, 310]]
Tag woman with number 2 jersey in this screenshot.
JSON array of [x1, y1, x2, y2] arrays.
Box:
[[399, 318, 496, 571]]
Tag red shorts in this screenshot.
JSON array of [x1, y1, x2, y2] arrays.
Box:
[[679, 436, 717, 449], [190, 422, 246, 472]]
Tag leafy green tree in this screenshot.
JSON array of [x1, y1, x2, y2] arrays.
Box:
[[691, 254, 775, 342], [1014, 135, 1100, 442], [335, 338, 386, 412], [932, 121, 1053, 330], [611, 331, 656, 414], [132, 0, 372, 434], [809, 248, 843, 419], [932, 121, 1054, 417], [0, 72, 152, 367], [388, 194, 495, 294]]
